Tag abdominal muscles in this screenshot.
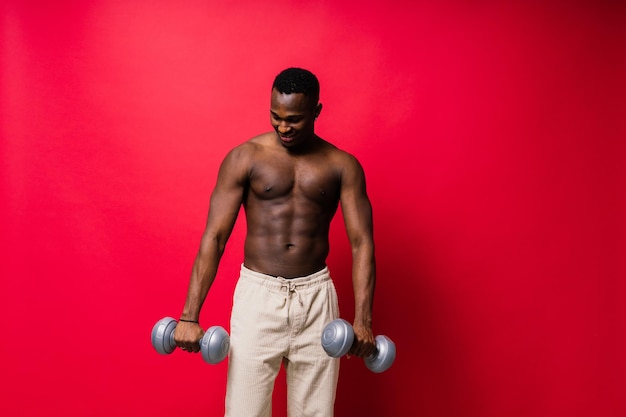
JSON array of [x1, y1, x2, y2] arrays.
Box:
[[243, 196, 336, 278]]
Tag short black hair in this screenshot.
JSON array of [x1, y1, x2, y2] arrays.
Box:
[[272, 68, 320, 104]]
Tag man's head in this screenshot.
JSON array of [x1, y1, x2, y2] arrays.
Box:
[[270, 68, 323, 149], [272, 68, 320, 106]]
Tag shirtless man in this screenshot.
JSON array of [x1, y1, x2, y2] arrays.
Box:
[[174, 68, 376, 417]]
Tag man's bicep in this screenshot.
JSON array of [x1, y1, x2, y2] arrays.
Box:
[[340, 156, 374, 243], [204, 149, 249, 235], [215, 146, 250, 191]]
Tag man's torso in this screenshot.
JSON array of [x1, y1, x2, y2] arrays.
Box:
[[241, 133, 347, 278]]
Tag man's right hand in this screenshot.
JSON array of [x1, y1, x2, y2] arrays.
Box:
[[173, 321, 204, 353]]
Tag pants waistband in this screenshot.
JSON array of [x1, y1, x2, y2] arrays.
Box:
[[240, 263, 331, 292]]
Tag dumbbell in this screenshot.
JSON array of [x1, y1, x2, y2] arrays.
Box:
[[321, 318, 396, 373], [151, 317, 230, 364]]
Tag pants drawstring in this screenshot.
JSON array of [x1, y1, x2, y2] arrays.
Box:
[[279, 281, 304, 308]]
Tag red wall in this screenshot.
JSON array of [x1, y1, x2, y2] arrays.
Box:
[[1, 1, 625, 416]]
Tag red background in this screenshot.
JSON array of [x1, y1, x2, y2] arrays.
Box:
[[1, 1, 625, 416]]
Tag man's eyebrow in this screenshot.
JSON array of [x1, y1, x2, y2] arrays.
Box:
[[270, 111, 304, 119]]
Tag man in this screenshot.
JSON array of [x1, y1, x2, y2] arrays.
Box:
[[174, 68, 377, 417]]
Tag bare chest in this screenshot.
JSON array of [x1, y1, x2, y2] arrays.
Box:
[[249, 156, 341, 203]]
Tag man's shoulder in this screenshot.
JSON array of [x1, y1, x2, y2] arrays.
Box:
[[318, 139, 360, 167], [248, 132, 276, 146], [226, 133, 274, 157], [316, 140, 366, 180]]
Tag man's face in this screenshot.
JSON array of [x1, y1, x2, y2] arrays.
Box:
[[270, 88, 321, 149]]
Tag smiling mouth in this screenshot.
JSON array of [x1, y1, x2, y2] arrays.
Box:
[[278, 133, 296, 143]]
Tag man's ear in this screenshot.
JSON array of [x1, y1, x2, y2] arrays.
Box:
[[315, 103, 323, 119]]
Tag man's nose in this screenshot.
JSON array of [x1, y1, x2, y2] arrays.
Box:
[[277, 122, 291, 134]]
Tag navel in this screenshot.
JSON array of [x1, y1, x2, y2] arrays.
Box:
[[286, 243, 296, 250]]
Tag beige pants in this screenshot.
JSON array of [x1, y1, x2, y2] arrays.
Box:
[[225, 264, 340, 417]]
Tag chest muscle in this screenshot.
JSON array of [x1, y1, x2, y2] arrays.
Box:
[[249, 159, 340, 203]]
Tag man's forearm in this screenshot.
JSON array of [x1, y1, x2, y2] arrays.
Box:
[[352, 243, 376, 326], [180, 236, 223, 321]]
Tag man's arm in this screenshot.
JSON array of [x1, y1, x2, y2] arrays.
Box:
[[174, 145, 250, 353], [340, 153, 377, 358]]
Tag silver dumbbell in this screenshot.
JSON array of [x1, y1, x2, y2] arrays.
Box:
[[321, 318, 396, 373], [151, 317, 230, 364]]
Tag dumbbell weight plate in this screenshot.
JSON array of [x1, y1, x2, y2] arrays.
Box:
[[201, 326, 230, 364], [321, 318, 354, 358], [364, 335, 396, 373], [151, 317, 177, 355]]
